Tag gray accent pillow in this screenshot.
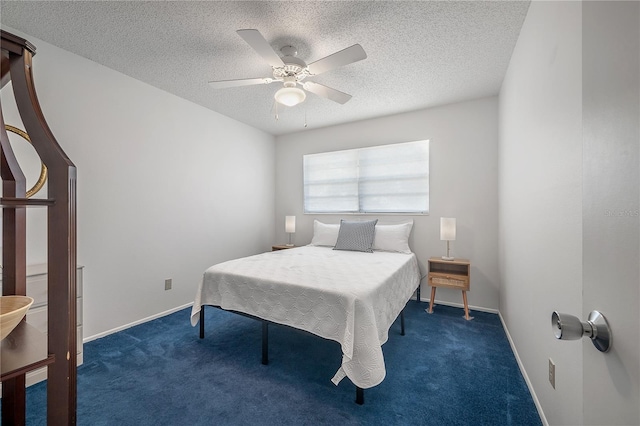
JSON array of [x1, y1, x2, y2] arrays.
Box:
[[333, 219, 378, 253]]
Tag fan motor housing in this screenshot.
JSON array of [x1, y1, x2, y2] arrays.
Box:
[[274, 57, 307, 78], [273, 45, 307, 80]]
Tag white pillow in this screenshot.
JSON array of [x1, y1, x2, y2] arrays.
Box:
[[309, 220, 340, 247], [373, 221, 413, 253]]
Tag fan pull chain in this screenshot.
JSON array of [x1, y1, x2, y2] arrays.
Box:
[[304, 105, 307, 128]]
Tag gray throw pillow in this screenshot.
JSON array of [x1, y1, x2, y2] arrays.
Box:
[[333, 219, 378, 253]]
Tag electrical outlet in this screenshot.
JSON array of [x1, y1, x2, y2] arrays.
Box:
[[164, 278, 172, 291], [548, 358, 555, 389]]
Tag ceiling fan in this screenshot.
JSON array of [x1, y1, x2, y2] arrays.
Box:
[[208, 29, 367, 107]]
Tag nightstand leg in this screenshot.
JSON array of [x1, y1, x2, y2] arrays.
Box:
[[462, 290, 471, 320], [428, 287, 436, 313]]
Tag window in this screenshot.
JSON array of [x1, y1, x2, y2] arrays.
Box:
[[303, 140, 429, 214]]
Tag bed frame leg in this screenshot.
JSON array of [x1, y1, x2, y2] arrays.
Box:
[[355, 387, 364, 405], [199, 307, 205, 339], [400, 309, 405, 336], [262, 321, 269, 365]]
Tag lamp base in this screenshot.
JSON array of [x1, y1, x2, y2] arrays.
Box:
[[441, 256, 455, 261]]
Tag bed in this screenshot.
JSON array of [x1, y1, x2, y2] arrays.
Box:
[[190, 220, 421, 403]]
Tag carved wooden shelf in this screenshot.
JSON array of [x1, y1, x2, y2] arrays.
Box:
[[2, 28, 78, 425]]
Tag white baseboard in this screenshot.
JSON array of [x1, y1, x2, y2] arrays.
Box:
[[83, 302, 194, 343], [498, 312, 548, 426], [425, 297, 499, 314]]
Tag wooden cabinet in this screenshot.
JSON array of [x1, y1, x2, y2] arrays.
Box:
[[427, 257, 472, 320], [1, 265, 84, 387]]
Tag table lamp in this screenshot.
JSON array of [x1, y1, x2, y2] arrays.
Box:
[[285, 216, 296, 247], [440, 217, 456, 261]]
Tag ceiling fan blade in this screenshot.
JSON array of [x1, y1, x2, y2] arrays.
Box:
[[236, 29, 285, 68], [307, 44, 367, 76], [303, 81, 352, 104], [208, 77, 273, 89]]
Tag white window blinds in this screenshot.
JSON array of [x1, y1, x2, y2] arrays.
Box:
[[303, 140, 429, 214]]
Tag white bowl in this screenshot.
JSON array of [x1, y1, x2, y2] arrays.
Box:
[[0, 295, 34, 340]]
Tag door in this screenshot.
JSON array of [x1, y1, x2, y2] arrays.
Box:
[[582, 2, 639, 424]]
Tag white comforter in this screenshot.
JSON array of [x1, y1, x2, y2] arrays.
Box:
[[190, 245, 421, 389]]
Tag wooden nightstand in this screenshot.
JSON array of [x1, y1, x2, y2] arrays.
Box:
[[427, 257, 472, 320], [272, 245, 296, 251]]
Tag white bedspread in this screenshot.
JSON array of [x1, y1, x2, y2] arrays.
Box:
[[190, 245, 420, 389]]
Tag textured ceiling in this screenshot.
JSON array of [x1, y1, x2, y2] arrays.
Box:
[[1, 1, 530, 136]]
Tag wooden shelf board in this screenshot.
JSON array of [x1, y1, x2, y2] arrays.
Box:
[[1, 321, 54, 382], [0, 197, 55, 208]]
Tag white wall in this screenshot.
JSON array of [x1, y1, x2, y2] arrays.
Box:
[[1, 29, 276, 338], [499, 2, 583, 424], [275, 97, 500, 311]]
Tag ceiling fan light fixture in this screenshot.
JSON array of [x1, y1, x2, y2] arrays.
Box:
[[209, 29, 365, 109], [274, 86, 306, 107]]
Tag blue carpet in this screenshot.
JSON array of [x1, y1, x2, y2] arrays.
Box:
[[18, 302, 541, 425]]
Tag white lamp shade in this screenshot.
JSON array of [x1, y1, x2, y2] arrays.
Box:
[[440, 217, 456, 241], [285, 216, 296, 233], [275, 87, 306, 107]]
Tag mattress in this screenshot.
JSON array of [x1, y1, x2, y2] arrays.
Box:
[[190, 245, 421, 389]]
